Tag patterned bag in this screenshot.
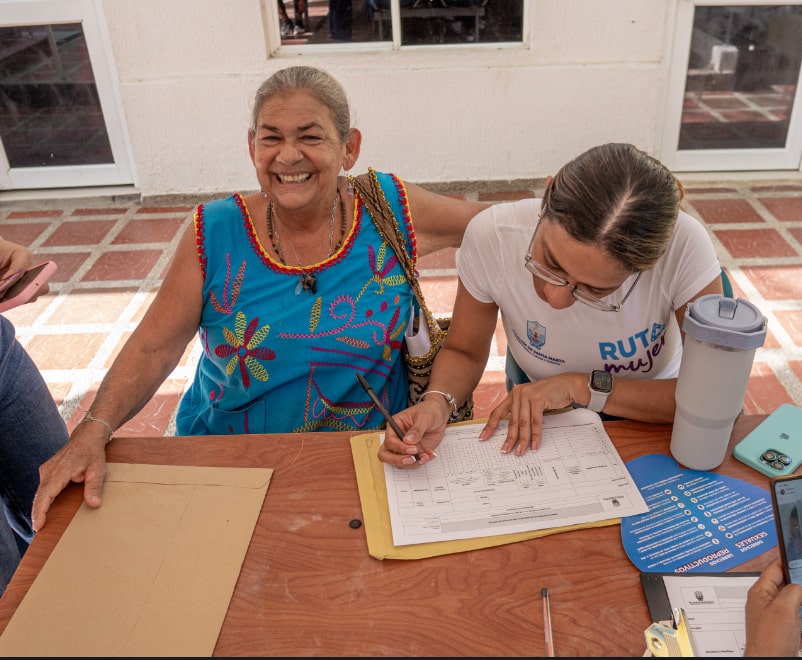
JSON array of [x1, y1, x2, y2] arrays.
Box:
[[352, 170, 474, 423]]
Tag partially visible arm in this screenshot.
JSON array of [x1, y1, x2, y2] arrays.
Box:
[[377, 279, 499, 466], [744, 558, 802, 657], [0, 235, 36, 296], [32, 222, 205, 530], [675, 273, 725, 343], [403, 182, 490, 256], [485, 272, 727, 454], [0, 235, 34, 276]]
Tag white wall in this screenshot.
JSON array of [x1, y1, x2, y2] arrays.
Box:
[[101, 0, 674, 199]]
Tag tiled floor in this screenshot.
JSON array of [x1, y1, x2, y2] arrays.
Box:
[[0, 177, 801, 438]]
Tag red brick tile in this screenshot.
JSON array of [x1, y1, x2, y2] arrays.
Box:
[[790, 360, 802, 386], [714, 228, 798, 258], [116, 379, 186, 436], [762, 326, 782, 350], [742, 265, 802, 301], [131, 291, 158, 322], [40, 252, 93, 282], [757, 196, 802, 222], [0, 222, 50, 245], [687, 199, 764, 224], [684, 186, 738, 195], [71, 207, 127, 216], [418, 247, 456, 270], [472, 371, 507, 420], [419, 274, 458, 315], [26, 333, 107, 370], [478, 190, 535, 202], [68, 379, 186, 436], [42, 219, 117, 246], [47, 382, 73, 408], [112, 217, 187, 244], [774, 310, 802, 348], [494, 321, 508, 357], [719, 110, 770, 122], [743, 363, 794, 415], [136, 206, 195, 214], [699, 95, 750, 109], [81, 249, 163, 281], [789, 227, 802, 246], [48, 288, 136, 325], [7, 210, 62, 219], [1, 291, 57, 326], [752, 185, 802, 193]]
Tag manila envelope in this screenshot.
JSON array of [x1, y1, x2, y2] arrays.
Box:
[[0, 463, 272, 657]]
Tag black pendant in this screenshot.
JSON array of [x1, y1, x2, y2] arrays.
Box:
[[300, 273, 317, 294]]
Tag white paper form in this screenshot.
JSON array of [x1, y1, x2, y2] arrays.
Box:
[[661, 574, 757, 657], [383, 408, 648, 546]]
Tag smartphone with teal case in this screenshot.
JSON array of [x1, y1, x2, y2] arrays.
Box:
[[733, 404, 802, 477]]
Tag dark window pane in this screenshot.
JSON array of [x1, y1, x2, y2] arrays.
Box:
[[279, 0, 523, 46], [680, 5, 802, 151], [0, 23, 113, 168]]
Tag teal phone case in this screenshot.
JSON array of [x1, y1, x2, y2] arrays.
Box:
[[733, 403, 802, 477]]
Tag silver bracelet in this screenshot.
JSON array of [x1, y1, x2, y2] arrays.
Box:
[[421, 390, 459, 418], [81, 412, 115, 445]]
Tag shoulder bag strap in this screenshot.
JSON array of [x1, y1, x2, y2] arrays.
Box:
[[351, 169, 438, 328]]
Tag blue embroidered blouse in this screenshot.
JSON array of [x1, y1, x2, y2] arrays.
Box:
[[175, 171, 416, 435]]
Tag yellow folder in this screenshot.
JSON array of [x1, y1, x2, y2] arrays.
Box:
[[349, 420, 619, 560]]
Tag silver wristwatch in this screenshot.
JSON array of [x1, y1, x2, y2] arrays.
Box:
[[587, 370, 613, 413]]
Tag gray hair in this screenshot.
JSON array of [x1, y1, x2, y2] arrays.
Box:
[[541, 143, 684, 271], [250, 66, 352, 142]]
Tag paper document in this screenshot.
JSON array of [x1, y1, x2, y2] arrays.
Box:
[[644, 573, 758, 657], [384, 408, 648, 546]]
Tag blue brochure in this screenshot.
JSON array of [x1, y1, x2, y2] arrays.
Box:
[[621, 454, 776, 573]]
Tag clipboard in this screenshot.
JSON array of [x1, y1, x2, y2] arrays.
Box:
[[640, 571, 760, 623], [350, 421, 620, 560]]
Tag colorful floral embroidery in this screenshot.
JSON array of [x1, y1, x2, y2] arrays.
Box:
[[210, 254, 246, 314], [214, 311, 276, 387]]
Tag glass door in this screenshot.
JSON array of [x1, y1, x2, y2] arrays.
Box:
[[661, 1, 802, 171], [0, 0, 134, 190]]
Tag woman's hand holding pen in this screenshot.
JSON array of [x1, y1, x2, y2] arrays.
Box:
[[377, 400, 449, 468]]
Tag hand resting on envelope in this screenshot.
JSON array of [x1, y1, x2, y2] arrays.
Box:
[[32, 420, 109, 532]]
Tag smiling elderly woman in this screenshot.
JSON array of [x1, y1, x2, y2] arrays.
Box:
[[31, 65, 489, 532]]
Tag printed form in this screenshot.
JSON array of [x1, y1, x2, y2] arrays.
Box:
[[661, 574, 756, 657], [384, 408, 648, 546]]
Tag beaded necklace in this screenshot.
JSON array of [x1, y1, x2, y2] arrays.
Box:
[[266, 192, 347, 295]]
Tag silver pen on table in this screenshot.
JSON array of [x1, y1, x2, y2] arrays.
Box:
[[542, 587, 555, 657]]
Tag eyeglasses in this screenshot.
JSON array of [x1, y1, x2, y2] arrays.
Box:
[[524, 219, 643, 312]]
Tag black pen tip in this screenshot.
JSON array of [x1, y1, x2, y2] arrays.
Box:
[[542, 588, 549, 597]]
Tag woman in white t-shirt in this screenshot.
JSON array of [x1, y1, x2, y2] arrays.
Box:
[[379, 142, 724, 467]]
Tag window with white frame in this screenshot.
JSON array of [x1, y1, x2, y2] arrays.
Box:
[[275, 0, 523, 47]]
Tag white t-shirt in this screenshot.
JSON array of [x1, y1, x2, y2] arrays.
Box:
[[456, 199, 722, 381]]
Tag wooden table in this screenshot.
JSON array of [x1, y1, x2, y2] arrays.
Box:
[[0, 415, 776, 656]]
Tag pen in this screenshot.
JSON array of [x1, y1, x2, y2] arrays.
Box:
[[355, 373, 421, 463], [542, 587, 555, 657]]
